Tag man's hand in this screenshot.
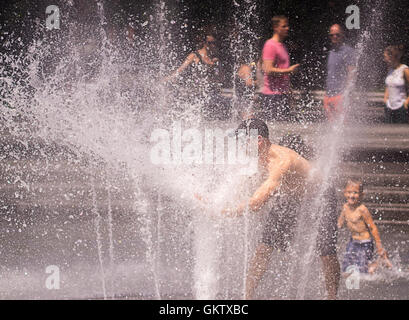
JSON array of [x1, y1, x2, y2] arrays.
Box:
[[404, 99, 409, 110]]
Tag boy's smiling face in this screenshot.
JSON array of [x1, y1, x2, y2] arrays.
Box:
[[344, 183, 362, 206]]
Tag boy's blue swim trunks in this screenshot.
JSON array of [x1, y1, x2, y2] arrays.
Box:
[[342, 238, 374, 273]]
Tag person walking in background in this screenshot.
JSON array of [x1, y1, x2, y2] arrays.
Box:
[[323, 24, 356, 122], [163, 28, 229, 120], [260, 15, 300, 122], [383, 45, 409, 124], [164, 31, 220, 85]]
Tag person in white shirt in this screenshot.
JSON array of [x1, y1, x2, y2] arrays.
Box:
[[384, 45, 409, 123]]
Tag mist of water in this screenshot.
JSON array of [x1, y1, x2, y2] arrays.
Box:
[[1, 0, 408, 300]]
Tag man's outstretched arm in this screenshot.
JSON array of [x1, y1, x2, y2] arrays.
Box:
[[231, 157, 291, 216]]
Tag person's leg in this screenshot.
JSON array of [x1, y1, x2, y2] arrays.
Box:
[[341, 239, 356, 280], [316, 185, 340, 299], [362, 241, 375, 273], [320, 254, 341, 300], [323, 96, 333, 121], [332, 95, 344, 121], [246, 197, 297, 299], [262, 94, 288, 121], [367, 241, 378, 274], [318, 218, 340, 300], [258, 94, 269, 121], [264, 95, 278, 121], [390, 108, 405, 124], [391, 109, 399, 124], [279, 94, 291, 122], [245, 243, 273, 299], [218, 94, 232, 120], [384, 107, 392, 123], [396, 105, 408, 124], [368, 260, 379, 274]]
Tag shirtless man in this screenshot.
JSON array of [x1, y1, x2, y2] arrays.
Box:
[[338, 180, 392, 274], [224, 118, 340, 300]]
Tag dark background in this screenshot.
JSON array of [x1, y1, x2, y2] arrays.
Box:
[[1, 0, 409, 91]]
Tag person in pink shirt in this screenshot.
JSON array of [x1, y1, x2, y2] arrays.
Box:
[[260, 16, 300, 121]]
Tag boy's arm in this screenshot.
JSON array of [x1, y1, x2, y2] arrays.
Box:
[[337, 207, 345, 228], [361, 206, 386, 256]]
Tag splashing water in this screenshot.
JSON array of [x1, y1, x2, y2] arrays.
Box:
[[91, 176, 107, 299], [1, 0, 408, 300]]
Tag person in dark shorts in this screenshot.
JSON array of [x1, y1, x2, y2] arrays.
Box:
[[261, 186, 338, 257], [223, 120, 340, 300]]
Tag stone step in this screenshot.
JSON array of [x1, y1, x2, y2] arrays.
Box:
[[363, 187, 409, 204], [293, 103, 386, 124], [0, 134, 77, 161], [0, 164, 127, 185], [366, 203, 409, 222], [333, 195, 409, 222], [339, 161, 409, 174], [338, 172, 409, 188]]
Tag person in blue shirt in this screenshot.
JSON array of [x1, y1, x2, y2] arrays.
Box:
[[323, 24, 356, 122]]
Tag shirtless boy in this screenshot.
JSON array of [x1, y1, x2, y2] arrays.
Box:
[[338, 180, 392, 274]]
